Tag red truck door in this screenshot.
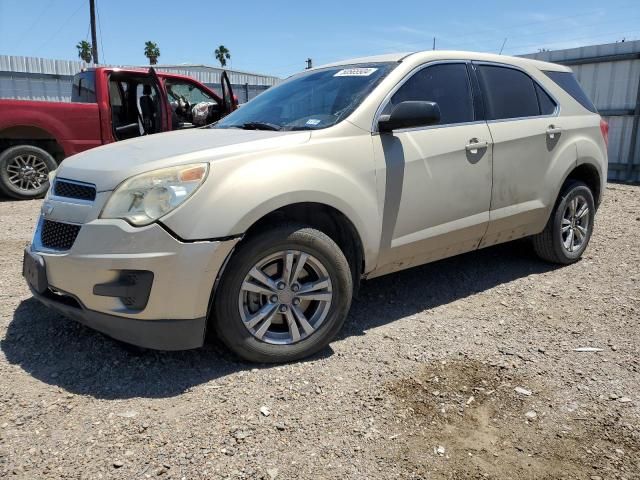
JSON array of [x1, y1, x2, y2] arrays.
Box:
[[149, 67, 172, 132], [221, 71, 238, 113]]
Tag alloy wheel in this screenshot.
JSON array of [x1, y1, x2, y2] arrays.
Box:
[[238, 250, 333, 345], [6, 153, 49, 192], [561, 194, 590, 253]]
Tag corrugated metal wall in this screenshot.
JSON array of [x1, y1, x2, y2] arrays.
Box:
[[523, 40, 640, 183], [0, 55, 279, 104]]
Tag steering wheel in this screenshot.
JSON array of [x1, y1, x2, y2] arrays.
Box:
[[177, 96, 191, 116]]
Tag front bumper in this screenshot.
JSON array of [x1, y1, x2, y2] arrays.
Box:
[[30, 286, 208, 350], [26, 215, 239, 350]]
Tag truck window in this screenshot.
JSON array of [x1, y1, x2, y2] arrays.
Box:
[[164, 79, 220, 128], [165, 80, 215, 105], [71, 71, 97, 103]]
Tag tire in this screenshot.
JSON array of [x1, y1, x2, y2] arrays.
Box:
[[213, 224, 353, 363], [532, 180, 595, 264], [0, 145, 57, 200]]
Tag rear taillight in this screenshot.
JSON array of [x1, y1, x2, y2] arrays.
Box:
[[600, 118, 609, 147]]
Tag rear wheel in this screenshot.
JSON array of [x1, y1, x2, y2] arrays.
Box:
[[0, 145, 57, 199], [532, 180, 595, 264], [213, 224, 352, 363]]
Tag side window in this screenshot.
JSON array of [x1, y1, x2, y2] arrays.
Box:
[[477, 65, 540, 120], [535, 83, 556, 115], [384, 63, 474, 125], [544, 71, 597, 113], [71, 71, 96, 103], [165, 80, 216, 105]]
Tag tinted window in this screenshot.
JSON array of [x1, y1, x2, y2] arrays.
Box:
[[385, 63, 474, 125], [544, 71, 597, 113], [71, 71, 96, 103], [477, 65, 539, 120], [535, 83, 556, 115]]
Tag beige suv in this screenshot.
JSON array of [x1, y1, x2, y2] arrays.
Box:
[[23, 51, 608, 362]]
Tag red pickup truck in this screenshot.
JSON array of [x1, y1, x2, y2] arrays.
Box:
[[0, 67, 236, 199]]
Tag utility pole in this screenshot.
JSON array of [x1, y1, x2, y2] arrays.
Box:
[[305, 58, 313, 69], [89, 0, 99, 64], [432, 37, 436, 50]]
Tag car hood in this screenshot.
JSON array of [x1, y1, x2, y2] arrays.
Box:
[[57, 128, 311, 191]]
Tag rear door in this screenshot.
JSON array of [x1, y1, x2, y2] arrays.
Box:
[[474, 62, 569, 247], [371, 62, 494, 274]]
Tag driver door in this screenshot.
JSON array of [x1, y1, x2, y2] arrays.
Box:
[[371, 62, 493, 275], [149, 67, 171, 133], [221, 71, 237, 113]]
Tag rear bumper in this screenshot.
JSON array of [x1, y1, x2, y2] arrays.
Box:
[[31, 286, 206, 350]]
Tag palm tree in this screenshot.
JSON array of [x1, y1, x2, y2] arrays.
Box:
[[214, 45, 231, 67], [76, 40, 92, 63], [144, 41, 160, 65]]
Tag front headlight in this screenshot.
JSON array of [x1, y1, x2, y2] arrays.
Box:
[[101, 163, 209, 226]]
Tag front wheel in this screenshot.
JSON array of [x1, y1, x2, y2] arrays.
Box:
[[0, 145, 57, 199], [532, 180, 595, 264], [213, 224, 353, 363]]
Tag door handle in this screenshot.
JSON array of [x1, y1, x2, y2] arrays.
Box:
[[465, 138, 488, 154], [546, 125, 562, 138]]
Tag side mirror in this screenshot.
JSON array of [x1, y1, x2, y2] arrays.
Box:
[[378, 101, 441, 133]]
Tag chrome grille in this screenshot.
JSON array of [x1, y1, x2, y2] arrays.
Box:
[[40, 220, 81, 250], [53, 180, 96, 201]]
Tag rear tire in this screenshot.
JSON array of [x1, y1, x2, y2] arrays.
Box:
[[213, 224, 352, 363], [532, 180, 595, 264], [0, 145, 57, 199]]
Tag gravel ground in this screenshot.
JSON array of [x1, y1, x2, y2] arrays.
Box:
[[0, 184, 639, 479]]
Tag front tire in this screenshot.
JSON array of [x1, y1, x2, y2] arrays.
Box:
[[0, 145, 57, 199], [213, 224, 353, 363], [532, 180, 595, 264]]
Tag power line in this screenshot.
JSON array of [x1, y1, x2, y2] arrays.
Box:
[[442, 13, 640, 50], [96, 0, 105, 63], [434, 5, 631, 41], [34, 0, 87, 56], [503, 29, 640, 53], [24, 0, 55, 38], [376, 11, 640, 54]]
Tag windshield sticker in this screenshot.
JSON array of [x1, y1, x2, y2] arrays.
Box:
[[306, 119, 322, 126], [334, 68, 378, 77]]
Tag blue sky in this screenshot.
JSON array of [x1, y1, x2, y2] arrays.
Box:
[[1, 0, 639, 77]]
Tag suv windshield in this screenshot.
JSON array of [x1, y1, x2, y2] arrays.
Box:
[[215, 63, 396, 131]]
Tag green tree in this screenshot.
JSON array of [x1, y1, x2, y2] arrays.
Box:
[[144, 41, 161, 65], [76, 40, 92, 63], [214, 45, 231, 67]]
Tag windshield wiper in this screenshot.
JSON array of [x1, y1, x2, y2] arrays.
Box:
[[237, 122, 282, 131]]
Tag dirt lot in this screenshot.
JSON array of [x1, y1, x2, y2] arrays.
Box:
[[0, 184, 639, 479]]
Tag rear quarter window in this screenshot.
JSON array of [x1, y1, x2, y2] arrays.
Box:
[[544, 71, 597, 113], [71, 71, 97, 103]]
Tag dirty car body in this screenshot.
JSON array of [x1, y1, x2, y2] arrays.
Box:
[[23, 51, 607, 362]]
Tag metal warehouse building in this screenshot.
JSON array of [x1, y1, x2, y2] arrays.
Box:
[[0, 55, 280, 104], [524, 39, 640, 183]]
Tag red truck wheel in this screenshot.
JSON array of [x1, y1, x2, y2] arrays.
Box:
[[0, 145, 57, 200]]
